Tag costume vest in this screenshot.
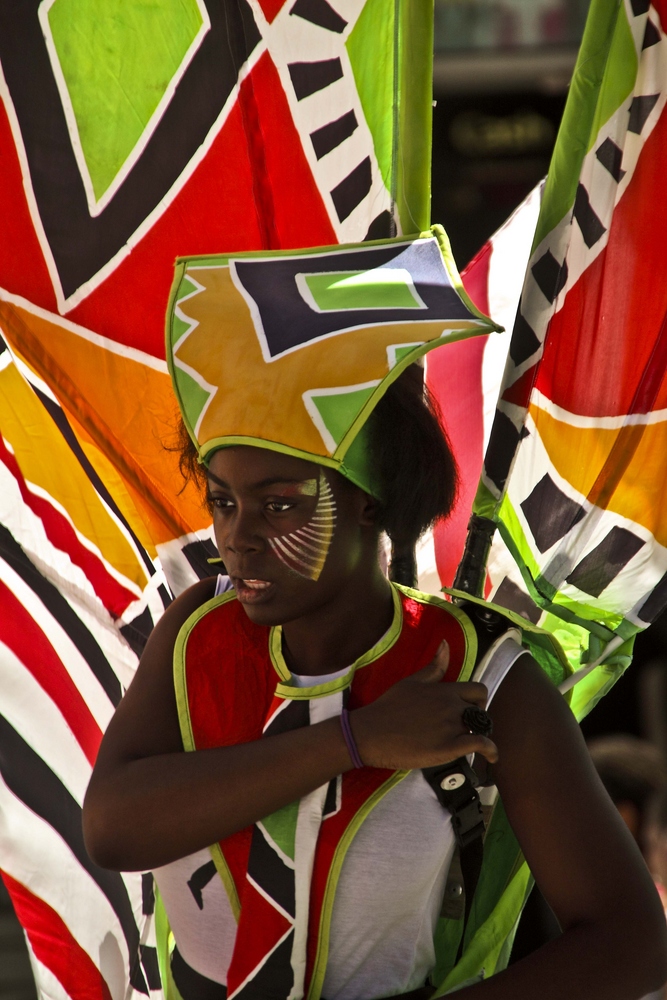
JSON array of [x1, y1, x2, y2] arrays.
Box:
[[157, 584, 570, 1000]]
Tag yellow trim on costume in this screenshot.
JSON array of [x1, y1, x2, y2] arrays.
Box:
[[306, 770, 410, 1000], [269, 584, 403, 698], [173, 589, 242, 920], [393, 584, 479, 681]]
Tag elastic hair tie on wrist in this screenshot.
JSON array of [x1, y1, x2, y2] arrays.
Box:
[[340, 708, 364, 768]]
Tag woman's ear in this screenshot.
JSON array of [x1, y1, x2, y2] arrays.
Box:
[[358, 491, 381, 527]]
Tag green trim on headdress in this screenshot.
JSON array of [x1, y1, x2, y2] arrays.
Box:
[[166, 228, 501, 494]]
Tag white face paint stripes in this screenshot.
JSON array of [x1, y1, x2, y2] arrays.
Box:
[[269, 471, 336, 581]]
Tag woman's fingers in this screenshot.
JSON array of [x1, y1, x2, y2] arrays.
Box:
[[412, 641, 450, 682], [454, 732, 499, 765]]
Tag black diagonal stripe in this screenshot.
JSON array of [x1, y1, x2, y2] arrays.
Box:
[[141, 945, 162, 990], [595, 137, 626, 182], [141, 873, 155, 915], [288, 58, 343, 99], [120, 605, 155, 658], [492, 577, 541, 624], [31, 385, 156, 576], [263, 699, 310, 737], [172, 946, 227, 999], [637, 571, 667, 623], [509, 311, 541, 366], [0, 525, 122, 706], [0, 713, 149, 993], [643, 17, 661, 47], [0, 1, 261, 299], [182, 538, 220, 580], [310, 110, 358, 159], [628, 94, 660, 133], [566, 527, 645, 598], [331, 157, 372, 222], [247, 825, 295, 918], [631, 0, 650, 13], [236, 931, 294, 1000], [364, 210, 394, 241], [290, 0, 347, 32], [573, 183, 606, 248], [484, 410, 523, 494], [521, 474, 586, 553], [322, 776, 339, 817], [531, 249, 568, 303], [187, 860, 217, 910]]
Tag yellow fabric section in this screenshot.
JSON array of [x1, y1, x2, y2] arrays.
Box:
[[175, 266, 480, 459], [0, 359, 148, 590], [530, 403, 667, 547], [0, 300, 211, 544]]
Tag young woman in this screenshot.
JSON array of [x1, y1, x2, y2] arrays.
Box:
[[83, 366, 667, 999]]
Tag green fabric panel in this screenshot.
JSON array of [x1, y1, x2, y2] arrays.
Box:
[[346, 0, 395, 196], [396, 0, 433, 233], [310, 384, 377, 448], [532, 0, 634, 250], [433, 797, 533, 993], [392, 344, 423, 365], [261, 799, 299, 862], [304, 269, 422, 310], [48, 0, 204, 199], [175, 365, 210, 430]]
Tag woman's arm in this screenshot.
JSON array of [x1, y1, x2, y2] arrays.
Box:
[[83, 586, 495, 872], [456, 654, 667, 999]]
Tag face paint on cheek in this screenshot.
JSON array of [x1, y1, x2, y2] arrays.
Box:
[[268, 471, 337, 581]]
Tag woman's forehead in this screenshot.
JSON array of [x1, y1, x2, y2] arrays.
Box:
[[207, 445, 320, 487]]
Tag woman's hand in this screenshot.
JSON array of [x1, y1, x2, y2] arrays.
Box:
[[349, 641, 499, 770]]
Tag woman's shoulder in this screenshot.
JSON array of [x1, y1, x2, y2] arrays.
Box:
[[146, 576, 220, 656]]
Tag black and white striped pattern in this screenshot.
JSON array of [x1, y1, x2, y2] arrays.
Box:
[[248, 0, 395, 242]]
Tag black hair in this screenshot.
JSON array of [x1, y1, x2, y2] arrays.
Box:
[[175, 363, 458, 542], [365, 364, 458, 546]]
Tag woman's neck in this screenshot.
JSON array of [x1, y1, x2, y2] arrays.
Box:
[[280, 566, 395, 676]]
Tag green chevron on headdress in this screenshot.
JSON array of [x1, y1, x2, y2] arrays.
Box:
[[304, 383, 379, 454]]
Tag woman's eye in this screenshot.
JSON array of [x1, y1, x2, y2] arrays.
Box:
[[208, 495, 233, 510], [267, 500, 295, 513]]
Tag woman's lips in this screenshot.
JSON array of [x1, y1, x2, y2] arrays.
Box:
[[233, 578, 275, 603]]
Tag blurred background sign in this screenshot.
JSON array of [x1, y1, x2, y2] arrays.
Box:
[[432, 0, 590, 266]]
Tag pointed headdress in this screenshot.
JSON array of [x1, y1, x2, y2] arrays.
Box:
[[166, 226, 501, 496]]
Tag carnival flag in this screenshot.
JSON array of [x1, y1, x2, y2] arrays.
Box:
[[417, 183, 543, 594], [472, 0, 667, 720], [0, 2, 435, 997]]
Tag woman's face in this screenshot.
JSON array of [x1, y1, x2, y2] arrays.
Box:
[[206, 446, 377, 626]]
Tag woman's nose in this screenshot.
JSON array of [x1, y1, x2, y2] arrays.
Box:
[[222, 508, 263, 554]]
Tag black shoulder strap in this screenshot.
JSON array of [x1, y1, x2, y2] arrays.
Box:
[[422, 600, 517, 931]]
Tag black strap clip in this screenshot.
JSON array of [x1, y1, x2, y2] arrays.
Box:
[[422, 757, 485, 850]]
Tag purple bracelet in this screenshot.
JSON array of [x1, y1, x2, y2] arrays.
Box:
[[340, 708, 364, 768]]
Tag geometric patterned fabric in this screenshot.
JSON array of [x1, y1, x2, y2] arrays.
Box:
[[167, 231, 500, 493], [475, 0, 667, 720]]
